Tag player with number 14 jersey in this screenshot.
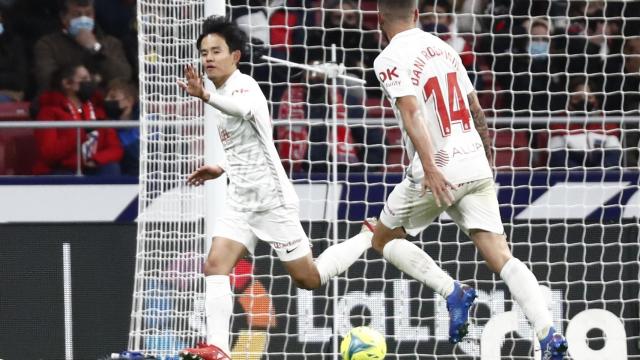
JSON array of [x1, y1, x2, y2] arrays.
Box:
[[374, 28, 492, 185]]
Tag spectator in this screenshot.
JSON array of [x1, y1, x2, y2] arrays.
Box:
[[548, 77, 622, 168], [93, 0, 138, 75], [0, 6, 28, 102], [104, 79, 139, 176], [33, 64, 123, 175], [33, 0, 132, 92], [276, 59, 384, 173], [511, 17, 565, 116]]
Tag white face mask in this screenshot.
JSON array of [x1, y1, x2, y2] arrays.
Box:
[[68, 16, 95, 37]]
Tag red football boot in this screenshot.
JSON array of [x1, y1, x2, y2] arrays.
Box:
[[179, 343, 231, 360]]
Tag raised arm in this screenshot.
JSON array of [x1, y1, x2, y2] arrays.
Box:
[[396, 95, 456, 207], [177, 65, 251, 119], [467, 91, 493, 166]]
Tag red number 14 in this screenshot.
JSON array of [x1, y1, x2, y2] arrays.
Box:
[[423, 72, 471, 137]]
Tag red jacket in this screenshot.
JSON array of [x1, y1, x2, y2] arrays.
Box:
[[33, 91, 123, 175]]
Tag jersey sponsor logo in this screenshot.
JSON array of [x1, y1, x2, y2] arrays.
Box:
[[384, 80, 402, 87], [435, 149, 450, 167], [451, 143, 483, 158], [378, 67, 399, 82], [272, 238, 303, 250], [232, 88, 250, 96]]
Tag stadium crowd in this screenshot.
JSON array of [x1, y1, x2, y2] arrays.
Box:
[[0, 0, 638, 175]]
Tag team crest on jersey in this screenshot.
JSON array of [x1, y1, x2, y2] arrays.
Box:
[[219, 128, 231, 145]]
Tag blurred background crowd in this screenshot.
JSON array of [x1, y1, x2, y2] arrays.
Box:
[[0, 0, 639, 176]]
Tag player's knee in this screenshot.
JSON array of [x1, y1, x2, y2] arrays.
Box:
[[291, 273, 321, 290], [486, 250, 512, 274], [203, 257, 232, 276]]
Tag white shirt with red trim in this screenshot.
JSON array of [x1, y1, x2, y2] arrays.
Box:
[[374, 28, 492, 185], [212, 70, 298, 212]]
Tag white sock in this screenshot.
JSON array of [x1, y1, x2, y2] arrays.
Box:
[[205, 275, 232, 355], [500, 257, 553, 341], [382, 239, 455, 298], [315, 232, 372, 285]]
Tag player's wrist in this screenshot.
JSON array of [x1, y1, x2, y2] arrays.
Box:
[[200, 90, 210, 102]]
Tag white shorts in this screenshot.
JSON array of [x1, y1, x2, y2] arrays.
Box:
[[380, 177, 504, 236], [212, 204, 312, 262]]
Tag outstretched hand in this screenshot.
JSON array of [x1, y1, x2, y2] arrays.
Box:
[[177, 65, 207, 100], [187, 165, 225, 186]]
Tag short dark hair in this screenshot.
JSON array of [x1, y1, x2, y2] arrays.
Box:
[[378, 0, 417, 20], [107, 78, 139, 100], [196, 16, 248, 56], [51, 63, 84, 90], [61, 0, 94, 15]]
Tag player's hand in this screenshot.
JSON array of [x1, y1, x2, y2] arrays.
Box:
[[177, 65, 207, 100], [422, 166, 457, 207], [187, 165, 224, 186], [74, 29, 98, 50]]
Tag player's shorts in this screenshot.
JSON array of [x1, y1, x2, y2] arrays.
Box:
[[380, 177, 504, 236], [212, 204, 312, 262]]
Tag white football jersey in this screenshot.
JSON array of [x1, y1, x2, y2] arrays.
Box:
[[374, 28, 492, 185], [211, 70, 298, 211]]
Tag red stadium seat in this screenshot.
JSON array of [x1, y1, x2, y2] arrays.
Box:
[[0, 129, 38, 175], [0, 101, 31, 121], [490, 129, 530, 169]]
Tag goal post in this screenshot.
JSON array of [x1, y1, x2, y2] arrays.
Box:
[[131, 1, 640, 359]]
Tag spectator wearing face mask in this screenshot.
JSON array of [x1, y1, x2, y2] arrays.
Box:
[[33, 63, 123, 175], [33, 0, 132, 92], [104, 79, 140, 176], [511, 17, 565, 116], [0, 5, 28, 102]]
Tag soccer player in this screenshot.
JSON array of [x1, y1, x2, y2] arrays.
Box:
[[177, 17, 375, 360], [372, 1, 569, 359]]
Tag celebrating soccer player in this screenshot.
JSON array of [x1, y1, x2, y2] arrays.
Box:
[[177, 17, 375, 360], [371, 1, 568, 359]]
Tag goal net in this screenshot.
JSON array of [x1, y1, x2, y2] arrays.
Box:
[[131, 1, 640, 359]]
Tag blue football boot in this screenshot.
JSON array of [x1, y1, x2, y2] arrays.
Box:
[[446, 281, 477, 343], [540, 327, 568, 360]]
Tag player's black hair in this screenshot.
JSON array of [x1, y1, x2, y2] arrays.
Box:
[[60, 0, 94, 15], [196, 16, 248, 57]]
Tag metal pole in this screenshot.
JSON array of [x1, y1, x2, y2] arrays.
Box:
[[330, 43, 340, 360], [76, 128, 82, 176]]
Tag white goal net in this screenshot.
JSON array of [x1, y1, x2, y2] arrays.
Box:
[[131, 1, 640, 359]]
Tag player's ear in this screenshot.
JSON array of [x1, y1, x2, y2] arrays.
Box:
[[413, 8, 419, 23], [232, 49, 241, 65]]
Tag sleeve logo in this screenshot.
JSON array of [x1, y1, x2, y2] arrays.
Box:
[[378, 67, 398, 82]]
